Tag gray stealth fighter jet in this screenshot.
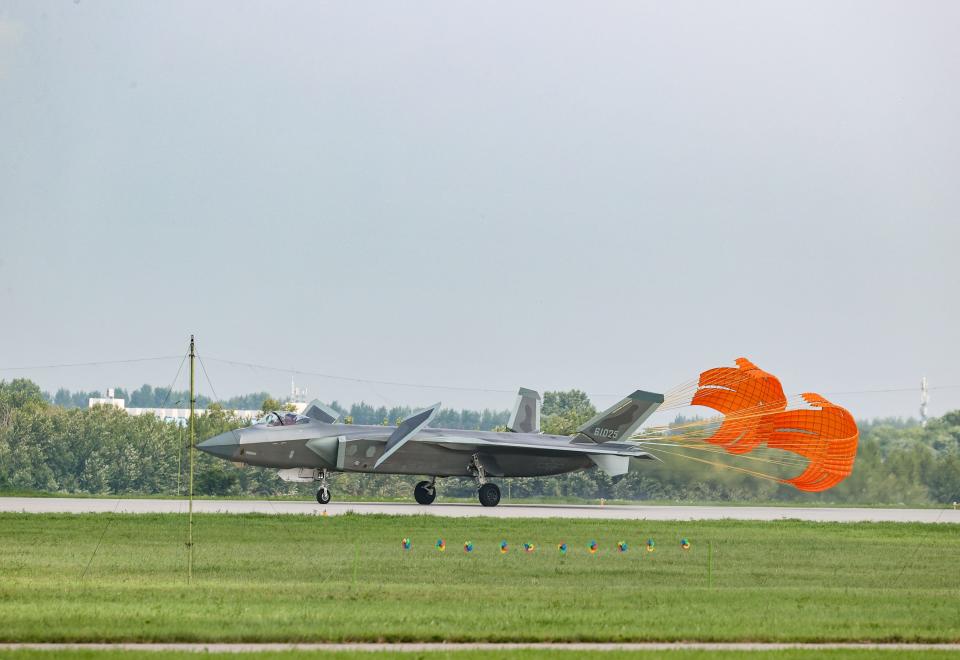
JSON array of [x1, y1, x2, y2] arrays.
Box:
[[197, 388, 663, 506]]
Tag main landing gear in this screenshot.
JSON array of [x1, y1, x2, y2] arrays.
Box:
[[414, 478, 437, 505], [469, 454, 501, 507], [478, 482, 501, 507], [315, 469, 331, 505]]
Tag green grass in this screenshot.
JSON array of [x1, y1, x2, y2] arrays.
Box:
[[0, 513, 957, 643]]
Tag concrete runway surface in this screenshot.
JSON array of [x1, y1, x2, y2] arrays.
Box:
[[2, 497, 958, 522], [1, 643, 959, 652]]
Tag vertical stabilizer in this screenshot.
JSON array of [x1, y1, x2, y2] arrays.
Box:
[[302, 400, 341, 424], [577, 390, 663, 443], [507, 387, 541, 433]]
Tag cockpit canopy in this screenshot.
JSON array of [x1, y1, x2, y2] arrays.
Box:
[[257, 411, 311, 427]]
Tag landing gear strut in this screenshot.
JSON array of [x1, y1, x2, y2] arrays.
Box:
[[469, 454, 501, 507], [315, 469, 331, 505], [414, 477, 437, 505]]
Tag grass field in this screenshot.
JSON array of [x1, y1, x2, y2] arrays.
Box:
[[0, 513, 957, 643], [2, 652, 960, 660]]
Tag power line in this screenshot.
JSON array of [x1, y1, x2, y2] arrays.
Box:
[[195, 351, 221, 405], [0, 356, 182, 371], [158, 354, 189, 409], [823, 385, 960, 395], [207, 355, 960, 400], [203, 356, 519, 395], [1, 351, 957, 402]]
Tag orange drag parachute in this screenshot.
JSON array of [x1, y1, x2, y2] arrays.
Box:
[[660, 358, 858, 492], [690, 358, 787, 456]]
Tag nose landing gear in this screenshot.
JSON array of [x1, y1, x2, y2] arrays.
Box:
[[314, 469, 331, 504], [414, 478, 437, 505]]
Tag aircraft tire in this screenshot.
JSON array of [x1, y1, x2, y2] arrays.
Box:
[[316, 487, 331, 505], [414, 480, 436, 505], [478, 482, 501, 507]]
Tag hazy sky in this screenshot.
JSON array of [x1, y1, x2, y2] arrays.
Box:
[[1, 1, 957, 419]]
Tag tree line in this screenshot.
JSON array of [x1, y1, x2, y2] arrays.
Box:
[[1, 378, 957, 504], [50, 385, 273, 411]]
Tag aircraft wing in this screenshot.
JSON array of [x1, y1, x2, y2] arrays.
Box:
[[413, 433, 656, 477], [422, 435, 653, 457], [373, 402, 441, 469]]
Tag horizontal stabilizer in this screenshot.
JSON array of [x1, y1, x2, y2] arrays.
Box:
[[507, 387, 541, 433], [577, 390, 664, 443], [302, 400, 341, 424], [374, 402, 441, 469]]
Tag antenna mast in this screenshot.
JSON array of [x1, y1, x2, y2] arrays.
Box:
[[188, 334, 196, 581]]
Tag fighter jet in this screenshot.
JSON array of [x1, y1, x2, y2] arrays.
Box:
[[197, 388, 663, 506]]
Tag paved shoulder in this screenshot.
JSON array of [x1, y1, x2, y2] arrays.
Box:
[[1, 497, 957, 523]]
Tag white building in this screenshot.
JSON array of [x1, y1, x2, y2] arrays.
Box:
[[88, 389, 265, 425]]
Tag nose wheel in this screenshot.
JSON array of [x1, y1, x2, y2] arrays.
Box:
[[414, 479, 437, 505], [314, 469, 331, 504]]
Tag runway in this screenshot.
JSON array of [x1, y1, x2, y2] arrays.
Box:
[[1, 497, 957, 523]]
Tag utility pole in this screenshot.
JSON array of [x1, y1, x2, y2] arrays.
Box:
[[920, 376, 929, 427], [172, 398, 184, 496], [176, 425, 182, 496], [188, 334, 195, 582]]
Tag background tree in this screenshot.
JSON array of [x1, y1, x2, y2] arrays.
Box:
[[3, 378, 959, 504]]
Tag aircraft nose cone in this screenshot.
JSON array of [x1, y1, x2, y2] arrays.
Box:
[[197, 430, 240, 460]]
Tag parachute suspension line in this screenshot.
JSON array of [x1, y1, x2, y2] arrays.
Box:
[[660, 362, 829, 411], [637, 441, 811, 468], [662, 392, 816, 415], [633, 394, 817, 445], [644, 446, 787, 484], [636, 394, 820, 442], [660, 369, 801, 411]]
